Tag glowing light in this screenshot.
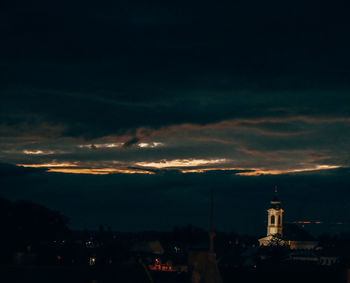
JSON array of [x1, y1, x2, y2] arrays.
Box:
[[135, 158, 228, 168], [180, 167, 247, 173], [23, 150, 55, 155], [89, 257, 96, 266], [295, 221, 322, 224], [138, 142, 164, 148]]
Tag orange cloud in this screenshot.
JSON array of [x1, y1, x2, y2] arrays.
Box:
[[17, 162, 78, 168], [236, 165, 341, 176], [47, 168, 155, 175], [135, 158, 228, 168]]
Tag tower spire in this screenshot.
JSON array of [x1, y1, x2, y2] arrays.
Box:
[[192, 189, 223, 283], [209, 189, 215, 253], [271, 185, 280, 205]]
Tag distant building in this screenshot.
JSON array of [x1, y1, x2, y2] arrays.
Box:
[[316, 247, 340, 266], [287, 250, 319, 263], [258, 187, 318, 250]]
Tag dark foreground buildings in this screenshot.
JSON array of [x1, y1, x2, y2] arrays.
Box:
[[1, 193, 350, 283]]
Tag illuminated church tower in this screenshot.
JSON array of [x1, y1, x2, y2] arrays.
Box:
[[267, 186, 283, 236], [259, 186, 319, 249]]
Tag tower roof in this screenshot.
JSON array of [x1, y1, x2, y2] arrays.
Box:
[[270, 186, 281, 209]]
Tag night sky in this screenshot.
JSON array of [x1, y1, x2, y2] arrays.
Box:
[[1, 0, 350, 235]]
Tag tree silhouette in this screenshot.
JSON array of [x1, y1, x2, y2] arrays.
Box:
[[0, 198, 70, 260]]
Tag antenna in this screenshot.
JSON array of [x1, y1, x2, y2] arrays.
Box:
[[210, 189, 214, 233], [209, 189, 215, 253]]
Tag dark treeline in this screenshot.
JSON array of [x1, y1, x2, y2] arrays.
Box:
[[0, 198, 69, 263], [0, 197, 257, 266]]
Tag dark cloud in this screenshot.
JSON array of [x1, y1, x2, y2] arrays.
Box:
[[1, 1, 350, 233], [1, 0, 350, 139], [123, 137, 140, 148]]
